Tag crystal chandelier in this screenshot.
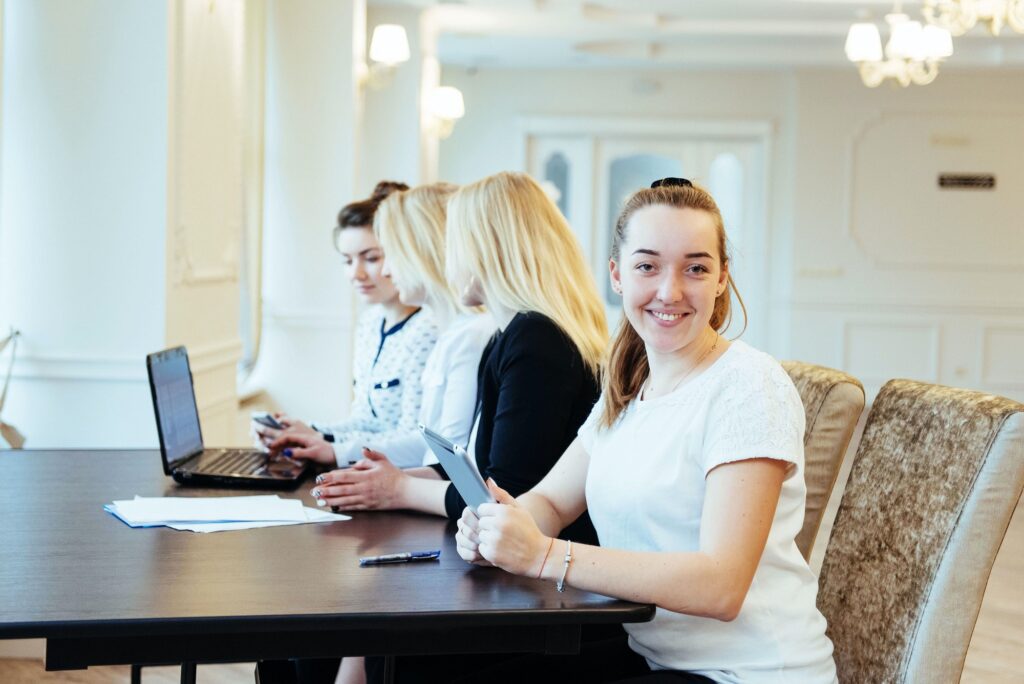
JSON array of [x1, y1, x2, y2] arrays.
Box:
[[845, 7, 954, 87], [923, 0, 1024, 36]]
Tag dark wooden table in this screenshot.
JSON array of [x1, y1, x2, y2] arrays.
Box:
[[0, 450, 653, 678]]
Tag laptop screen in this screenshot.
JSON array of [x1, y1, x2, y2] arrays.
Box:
[[147, 347, 203, 465]]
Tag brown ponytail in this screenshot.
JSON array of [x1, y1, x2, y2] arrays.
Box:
[[599, 184, 747, 428]]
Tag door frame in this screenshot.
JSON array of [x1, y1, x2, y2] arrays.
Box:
[[519, 116, 775, 348]]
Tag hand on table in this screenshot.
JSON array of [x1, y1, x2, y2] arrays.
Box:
[[310, 448, 407, 511], [456, 479, 551, 577]]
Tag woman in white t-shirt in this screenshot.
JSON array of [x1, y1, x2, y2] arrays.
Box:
[[453, 179, 838, 683]]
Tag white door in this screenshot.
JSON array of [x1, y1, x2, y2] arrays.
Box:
[[528, 129, 769, 348]]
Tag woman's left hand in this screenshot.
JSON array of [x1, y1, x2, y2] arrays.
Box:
[[311, 447, 407, 511], [476, 479, 552, 577]]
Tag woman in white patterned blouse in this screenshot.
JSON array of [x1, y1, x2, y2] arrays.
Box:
[[255, 181, 439, 469]]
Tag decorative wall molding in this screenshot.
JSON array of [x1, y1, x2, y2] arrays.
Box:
[[265, 309, 355, 332], [845, 110, 1024, 273], [186, 339, 244, 375], [789, 299, 1024, 316], [980, 325, 1024, 388], [841, 320, 941, 383], [11, 339, 242, 383], [172, 220, 241, 285], [12, 354, 144, 383], [519, 115, 775, 140]]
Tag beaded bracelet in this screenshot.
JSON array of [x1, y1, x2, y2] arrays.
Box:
[[556, 539, 573, 593]]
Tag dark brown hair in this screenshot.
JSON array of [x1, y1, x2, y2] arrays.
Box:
[[600, 184, 747, 428], [332, 180, 409, 247]]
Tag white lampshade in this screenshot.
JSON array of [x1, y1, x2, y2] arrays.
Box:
[[845, 23, 883, 63], [922, 25, 954, 59], [887, 16, 926, 60], [429, 86, 465, 121], [369, 24, 410, 65]]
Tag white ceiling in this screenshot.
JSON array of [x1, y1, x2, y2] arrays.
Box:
[[372, 0, 1024, 69]]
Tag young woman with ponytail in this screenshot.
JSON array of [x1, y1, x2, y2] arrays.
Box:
[[448, 179, 837, 683]]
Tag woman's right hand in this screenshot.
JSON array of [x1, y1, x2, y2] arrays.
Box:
[[455, 506, 494, 567], [252, 414, 317, 449], [267, 431, 337, 465]]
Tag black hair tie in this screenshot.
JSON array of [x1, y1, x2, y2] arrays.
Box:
[[650, 177, 693, 189]]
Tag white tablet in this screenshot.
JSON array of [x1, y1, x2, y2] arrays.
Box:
[[419, 424, 495, 511]]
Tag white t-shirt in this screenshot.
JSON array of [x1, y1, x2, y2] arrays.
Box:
[[580, 340, 837, 684], [419, 313, 496, 466]]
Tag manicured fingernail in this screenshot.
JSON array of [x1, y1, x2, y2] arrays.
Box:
[[316, 499, 326, 507], [362, 446, 370, 453], [312, 489, 321, 498], [283, 448, 292, 457], [315, 475, 325, 484]]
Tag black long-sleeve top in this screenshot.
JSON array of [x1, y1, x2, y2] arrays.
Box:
[[430, 311, 600, 545]]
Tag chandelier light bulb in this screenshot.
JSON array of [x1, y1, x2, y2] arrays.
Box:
[[922, 0, 1024, 36], [845, 23, 884, 62]]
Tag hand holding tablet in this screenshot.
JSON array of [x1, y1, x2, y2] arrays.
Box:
[[419, 424, 496, 511]]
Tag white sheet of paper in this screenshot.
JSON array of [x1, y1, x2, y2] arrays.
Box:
[[165, 507, 350, 533], [109, 495, 307, 524]]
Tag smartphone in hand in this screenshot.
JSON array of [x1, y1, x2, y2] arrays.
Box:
[[251, 411, 285, 430]]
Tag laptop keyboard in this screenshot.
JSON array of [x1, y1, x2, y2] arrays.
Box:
[[201, 450, 268, 475]]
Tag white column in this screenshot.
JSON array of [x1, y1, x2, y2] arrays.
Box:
[[0, 0, 169, 447], [249, 0, 366, 421]]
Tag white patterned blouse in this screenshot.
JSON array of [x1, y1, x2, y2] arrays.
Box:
[[315, 307, 438, 467]]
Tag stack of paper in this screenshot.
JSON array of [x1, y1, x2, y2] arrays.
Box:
[[104, 495, 350, 533]]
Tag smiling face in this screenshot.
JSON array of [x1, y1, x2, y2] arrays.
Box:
[[610, 204, 728, 356], [335, 227, 399, 305]]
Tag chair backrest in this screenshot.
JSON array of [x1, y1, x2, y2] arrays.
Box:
[[817, 379, 1024, 683], [782, 361, 865, 559]]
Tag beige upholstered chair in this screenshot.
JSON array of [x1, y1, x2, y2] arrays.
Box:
[[817, 379, 1024, 683], [782, 361, 865, 559]]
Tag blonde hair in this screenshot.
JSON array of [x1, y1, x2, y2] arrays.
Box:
[[601, 184, 747, 428], [445, 171, 607, 373], [374, 182, 462, 320]]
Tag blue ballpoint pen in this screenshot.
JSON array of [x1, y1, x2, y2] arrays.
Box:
[[359, 550, 441, 566]]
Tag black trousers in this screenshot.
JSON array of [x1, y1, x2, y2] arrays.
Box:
[[365, 627, 714, 684]]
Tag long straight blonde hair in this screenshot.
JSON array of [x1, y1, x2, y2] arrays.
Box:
[[445, 172, 607, 373], [374, 182, 462, 321]]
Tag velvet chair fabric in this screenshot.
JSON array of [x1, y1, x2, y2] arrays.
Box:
[[817, 379, 1024, 683], [782, 361, 865, 559]]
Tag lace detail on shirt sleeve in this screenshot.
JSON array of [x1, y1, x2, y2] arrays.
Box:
[[701, 358, 804, 476]]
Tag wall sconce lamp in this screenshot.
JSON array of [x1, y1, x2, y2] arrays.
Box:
[[428, 86, 465, 139], [363, 24, 410, 89]]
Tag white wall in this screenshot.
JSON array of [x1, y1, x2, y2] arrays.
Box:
[[436, 65, 1024, 401], [788, 70, 1024, 401]]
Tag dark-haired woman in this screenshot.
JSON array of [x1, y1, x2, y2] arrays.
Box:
[[255, 181, 439, 469], [451, 181, 837, 683]]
